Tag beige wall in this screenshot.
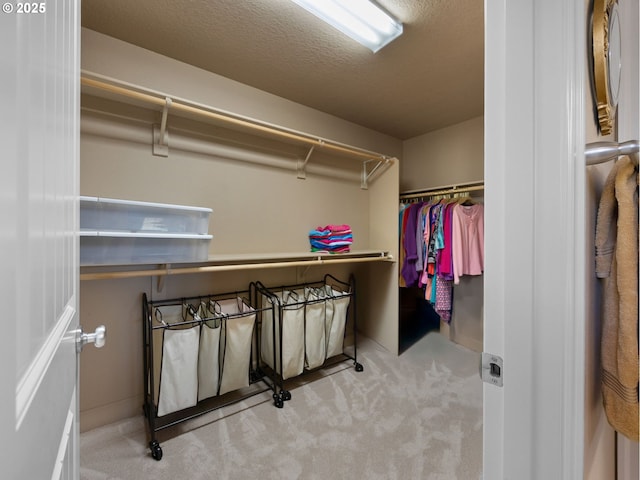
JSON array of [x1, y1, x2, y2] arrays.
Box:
[[81, 30, 402, 159], [81, 117, 373, 255], [79, 29, 400, 431], [400, 116, 484, 192], [584, 0, 640, 477], [584, 0, 640, 476]]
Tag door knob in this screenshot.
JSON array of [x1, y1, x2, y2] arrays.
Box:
[[77, 325, 107, 352]]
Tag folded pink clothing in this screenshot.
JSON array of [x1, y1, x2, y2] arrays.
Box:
[[316, 224, 352, 234]]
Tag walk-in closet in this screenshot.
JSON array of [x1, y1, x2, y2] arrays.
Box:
[[77, 14, 486, 474], [78, 27, 401, 433], [6, 0, 640, 478]]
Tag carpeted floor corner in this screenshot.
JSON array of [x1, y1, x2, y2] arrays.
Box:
[[80, 332, 483, 479]]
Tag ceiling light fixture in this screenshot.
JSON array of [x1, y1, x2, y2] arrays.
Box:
[[290, 0, 403, 53]]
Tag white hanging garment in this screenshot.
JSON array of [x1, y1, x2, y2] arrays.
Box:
[[218, 298, 256, 395], [325, 287, 350, 359], [304, 288, 327, 370], [197, 312, 221, 401], [156, 326, 199, 417]]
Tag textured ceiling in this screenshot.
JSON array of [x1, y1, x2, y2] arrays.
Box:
[[81, 0, 484, 140]]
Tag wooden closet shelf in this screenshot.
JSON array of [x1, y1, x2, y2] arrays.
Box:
[[79, 250, 394, 281]]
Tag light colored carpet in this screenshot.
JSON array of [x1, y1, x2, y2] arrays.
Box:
[[80, 332, 483, 479]]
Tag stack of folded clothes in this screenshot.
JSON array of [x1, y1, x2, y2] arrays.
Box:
[[308, 224, 353, 253]]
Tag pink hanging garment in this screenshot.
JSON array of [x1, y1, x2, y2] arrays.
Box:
[[452, 203, 484, 284]]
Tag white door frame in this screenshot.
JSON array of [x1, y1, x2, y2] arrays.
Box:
[[484, 0, 586, 478]]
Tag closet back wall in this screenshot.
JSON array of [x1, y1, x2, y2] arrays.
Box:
[[79, 29, 400, 431], [81, 119, 371, 254], [400, 116, 484, 352], [401, 116, 484, 191]]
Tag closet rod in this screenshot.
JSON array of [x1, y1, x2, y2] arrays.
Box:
[[79, 255, 394, 281], [585, 140, 640, 165], [81, 74, 391, 163], [399, 183, 484, 201]]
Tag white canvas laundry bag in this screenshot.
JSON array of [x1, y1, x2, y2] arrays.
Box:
[[260, 290, 305, 380], [197, 303, 221, 401], [218, 298, 256, 395], [325, 287, 350, 359], [156, 325, 199, 417], [304, 288, 327, 370]]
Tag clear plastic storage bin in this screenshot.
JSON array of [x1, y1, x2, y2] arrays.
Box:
[[80, 196, 212, 235], [80, 231, 213, 265]]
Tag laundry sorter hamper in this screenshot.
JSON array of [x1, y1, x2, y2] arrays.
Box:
[[142, 290, 275, 460], [250, 273, 362, 407]]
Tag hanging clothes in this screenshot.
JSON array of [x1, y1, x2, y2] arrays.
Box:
[[431, 201, 454, 322], [438, 202, 456, 280], [594, 155, 639, 442], [452, 202, 484, 284], [400, 203, 422, 287], [399, 189, 485, 323], [434, 278, 453, 322]]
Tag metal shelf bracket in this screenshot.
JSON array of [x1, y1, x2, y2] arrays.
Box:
[[153, 97, 172, 157], [157, 263, 170, 291], [361, 158, 389, 190], [297, 144, 317, 179]]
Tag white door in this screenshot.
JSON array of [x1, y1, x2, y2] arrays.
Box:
[[0, 2, 83, 479], [484, 0, 588, 478], [485, 0, 638, 478]]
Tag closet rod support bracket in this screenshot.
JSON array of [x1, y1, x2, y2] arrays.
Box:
[[297, 144, 319, 179], [156, 263, 171, 292], [361, 158, 389, 190], [296, 264, 312, 283], [152, 97, 172, 157]]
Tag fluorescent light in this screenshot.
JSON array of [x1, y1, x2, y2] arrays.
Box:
[[290, 0, 403, 53]]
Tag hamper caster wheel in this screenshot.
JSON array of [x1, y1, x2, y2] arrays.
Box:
[[149, 441, 163, 461], [274, 398, 284, 408], [355, 362, 364, 372], [281, 390, 291, 401]]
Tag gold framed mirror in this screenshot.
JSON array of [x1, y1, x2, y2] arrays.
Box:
[[592, 0, 622, 135]]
